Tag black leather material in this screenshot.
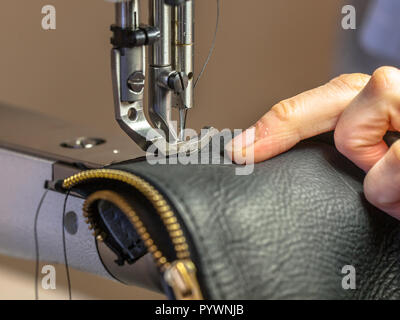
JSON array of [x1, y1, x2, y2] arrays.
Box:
[[63, 133, 399, 299], [106, 136, 400, 300]]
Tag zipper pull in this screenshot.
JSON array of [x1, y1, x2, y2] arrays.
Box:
[[164, 259, 203, 300]]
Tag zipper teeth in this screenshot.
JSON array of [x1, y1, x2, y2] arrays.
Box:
[[83, 190, 170, 270], [63, 169, 191, 271]]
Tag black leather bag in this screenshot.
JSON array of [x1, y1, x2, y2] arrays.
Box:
[[62, 134, 400, 300]]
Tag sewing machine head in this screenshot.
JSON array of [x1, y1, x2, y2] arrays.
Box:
[[110, 0, 216, 156]]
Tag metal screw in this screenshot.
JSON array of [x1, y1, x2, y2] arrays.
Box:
[[60, 137, 106, 149], [168, 72, 189, 94], [127, 72, 145, 94]]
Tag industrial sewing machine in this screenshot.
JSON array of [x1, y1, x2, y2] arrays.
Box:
[[0, 0, 215, 296], [110, 0, 215, 155], [2, 0, 399, 301]]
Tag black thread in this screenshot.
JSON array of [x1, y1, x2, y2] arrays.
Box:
[[62, 190, 72, 300], [34, 189, 49, 300], [194, 0, 220, 88]]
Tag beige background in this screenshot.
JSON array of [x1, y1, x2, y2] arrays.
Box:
[[0, 0, 342, 131], [0, 0, 344, 299], [0, 254, 165, 300]]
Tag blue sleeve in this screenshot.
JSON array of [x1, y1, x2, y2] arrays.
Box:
[[360, 0, 400, 62]]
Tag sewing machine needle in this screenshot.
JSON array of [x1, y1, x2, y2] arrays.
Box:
[[179, 108, 188, 141]]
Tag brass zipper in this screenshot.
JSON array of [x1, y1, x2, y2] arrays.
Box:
[[63, 168, 203, 300]]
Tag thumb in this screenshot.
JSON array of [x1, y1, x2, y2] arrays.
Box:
[[226, 73, 370, 164]]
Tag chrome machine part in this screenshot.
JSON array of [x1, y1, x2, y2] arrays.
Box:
[[110, 0, 215, 155], [172, 0, 194, 141], [111, 0, 158, 151], [172, 0, 194, 111], [148, 0, 176, 140]]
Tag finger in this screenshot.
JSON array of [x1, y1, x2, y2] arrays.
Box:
[[226, 73, 371, 163], [364, 140, 400, 220], [334, 66, 400, 172]]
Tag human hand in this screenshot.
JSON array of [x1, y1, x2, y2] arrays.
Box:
[[226, 66, 400, 220]]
